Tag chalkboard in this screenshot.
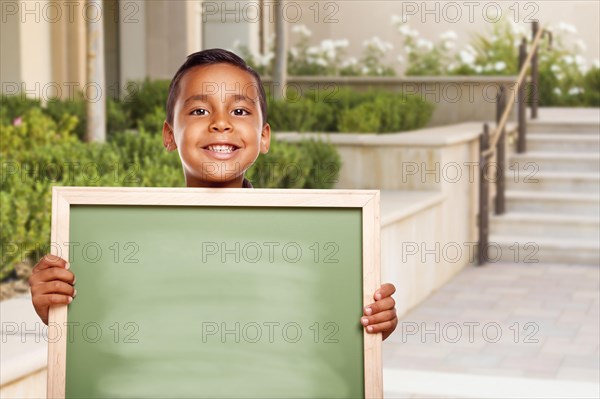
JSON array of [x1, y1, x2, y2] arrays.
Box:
[[47, 187, 381, 398]]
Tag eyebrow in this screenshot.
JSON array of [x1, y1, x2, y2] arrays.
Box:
[[183, 94, 256, 108]]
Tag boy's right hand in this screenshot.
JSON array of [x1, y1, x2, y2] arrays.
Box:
[[28, 255, 76, 325]]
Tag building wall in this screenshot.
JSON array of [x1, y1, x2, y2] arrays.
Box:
[[276, 1, 600, 74], [0, 3, 22, 88], [3, 1, 597, 100], [1, 0, 52, 100]]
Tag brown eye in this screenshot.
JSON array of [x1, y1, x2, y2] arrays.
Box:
[[191, 109, 207, 116], [232, 109, 249, 116]]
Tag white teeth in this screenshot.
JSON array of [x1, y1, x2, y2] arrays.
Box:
[[207, 145, 236, 153]]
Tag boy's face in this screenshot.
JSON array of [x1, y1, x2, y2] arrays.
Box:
[[163, 63, 270, 188]]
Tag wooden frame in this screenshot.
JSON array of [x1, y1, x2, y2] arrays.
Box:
[[48, 186, 382, 398]]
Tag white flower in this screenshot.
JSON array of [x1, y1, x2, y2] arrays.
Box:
[[291, 24, 312, 37], [376, 67, 383, 75], [593, 59, 600, 69], [555, 72, 564, 81], [320, 40, 337, 60], [443, 41, 455, 50], [391, 14, 404, 25], [563, 55, 574, 65], [568, 87, 583, 95], [342, 57, 358, 68], [397, 55, 405, 63], [490, 35, 498, 43], [557, 22, 577, 34], [551, 64, 561, 73], [459, 50, 476, 65], [553, 87, 562, 95], [315, 57, 328, 67], [408, 28, 419, 38], [321, 39, 335, 52], [474, 65, 483, 73], [307, 46, 320, 55], [257, 52, 274, 66], [334, 39, 349, 48], [440, 30, 458, 41], [509, 21, 527, 36], [398, 25, 419, 38], [398, 25, 411, 36], [447, 63, 457, 71], [494, 61, 506, 71], [416, 38, 433, 51], [404, 45, 413, 54], [574, 55, 586, 66], [575, 39, 587, 52], [364, 36, 393, 52], [361, 66, 370, 75]]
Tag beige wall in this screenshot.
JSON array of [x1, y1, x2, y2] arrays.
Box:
[[1, 0, 53, 99], [0, 2, 21, 87], [276, 1, 600, 74], [4, 1, 597, 100]]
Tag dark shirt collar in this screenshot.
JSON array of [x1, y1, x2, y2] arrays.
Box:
[[242, 178, 254, 189]]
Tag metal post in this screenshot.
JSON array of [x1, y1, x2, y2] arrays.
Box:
[[273, 0, 288, 101], [478, 124, 490, 265], [86, 0, 106, 143], [495, 86, 506, 215], [531, 21, 539, 119], [517, 38, 527, 153]]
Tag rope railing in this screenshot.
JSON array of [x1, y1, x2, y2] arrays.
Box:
[[482, 22, 551, 158], [477, 21, 552, 265]]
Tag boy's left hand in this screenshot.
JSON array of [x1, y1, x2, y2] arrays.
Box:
[[361, 283, 397, 341]]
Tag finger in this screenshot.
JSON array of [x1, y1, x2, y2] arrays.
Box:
[[364, 296, 395, 315], [365, 317, 398, 335], [360, 309, 396, 327], [374, 283, 396, 300], [30, 281, 76, 298], [32, 294, 73, 312], [32, 255, 68, 274], [28, 267, 75, 286]]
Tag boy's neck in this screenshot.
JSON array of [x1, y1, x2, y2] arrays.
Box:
[[185, 175, 247, 188]]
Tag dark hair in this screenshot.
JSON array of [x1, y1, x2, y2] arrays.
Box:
[[166, 48, 268, 126]]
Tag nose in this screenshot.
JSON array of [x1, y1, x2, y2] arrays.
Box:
[[209, 110, 232, 133]]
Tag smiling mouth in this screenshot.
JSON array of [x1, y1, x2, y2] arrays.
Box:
[[205, 144, 239, 153]]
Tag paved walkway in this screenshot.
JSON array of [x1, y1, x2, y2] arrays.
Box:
[[383, 262, 600, 398]]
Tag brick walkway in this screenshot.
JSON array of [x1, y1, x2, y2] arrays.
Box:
[[383, 262, 600, 398]]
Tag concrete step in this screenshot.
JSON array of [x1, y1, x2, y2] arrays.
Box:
[[506, 191, 600, 216], [527, 134, 600, 153], [490, 212, 600, 240], [506, 171, 600, 193], [527, 121, 600, 134], [509, 152, 600, 173], [488, 235, 600, 265]]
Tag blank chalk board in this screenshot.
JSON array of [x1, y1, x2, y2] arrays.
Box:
[[47, 187, 381, 398]]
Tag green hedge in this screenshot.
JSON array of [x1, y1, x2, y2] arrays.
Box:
[[267, 88, 434, 133], [0, 108, 341, 280]]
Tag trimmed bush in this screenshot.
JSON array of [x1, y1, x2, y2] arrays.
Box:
[[269, 88, 434, 133], [122, 79, 171, 127]]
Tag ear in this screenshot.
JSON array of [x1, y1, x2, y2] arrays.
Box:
[[162, 121, 177, 151], [260, 123, 271, 154]]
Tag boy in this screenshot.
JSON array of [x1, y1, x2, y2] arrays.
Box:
[[29, 49, 398, 340]]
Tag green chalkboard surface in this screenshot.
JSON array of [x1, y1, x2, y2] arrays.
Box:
[[64, 204, 365, 398]]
